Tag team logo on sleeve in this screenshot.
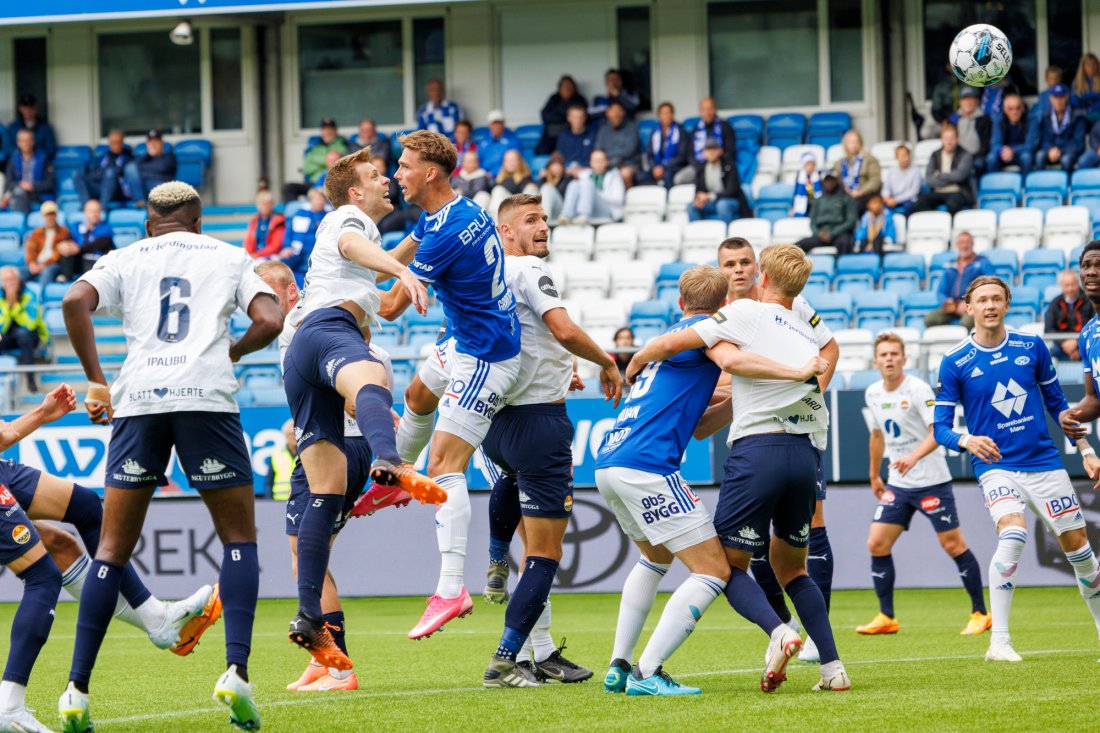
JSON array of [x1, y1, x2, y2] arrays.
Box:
[[11, 525, 30, 545], [341, 218, 366, 231], [537, 275, 559, 298]]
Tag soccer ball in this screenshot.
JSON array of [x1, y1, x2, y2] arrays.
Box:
[[949, 24, 1013, 87]]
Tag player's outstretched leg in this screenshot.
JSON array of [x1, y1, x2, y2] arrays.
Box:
[[986, 524, 1027, 662], [605, 556, 670, 692], [485, 474, 521, 604]]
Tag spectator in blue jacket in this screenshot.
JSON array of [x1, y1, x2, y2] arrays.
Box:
[[478, 110, 521, 177], [1071, 53, 1100, 122], [588, 68, 640, 124], [853, 194, 895, 255], [1, 129, 55, 214], [73, 129, 131, 205], [68, 198, 115, 279], [123, 130, 177, 205], [641, 102, 688, 187], [6, 94, 56, 161], [1079, 118, 1100, 170], [537, 75, 587, 155], [416, 79, 463, 140], [554, 105, 596, 172], [1034, 84, 1085, 171], [281, 187, 329, 287], [925, 231, 993, 328], [1031, 66, 1065, 123], [987, 93, 1034, 175]]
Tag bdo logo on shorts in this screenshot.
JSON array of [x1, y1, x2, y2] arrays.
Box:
[[920, 496, 941, 512], [11, 525, 30, 545]]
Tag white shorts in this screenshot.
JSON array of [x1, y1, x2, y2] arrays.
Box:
[[979, 468, 1086, 536], [595, 466, 715, 553], [436, 350, 521, 447], [418, 337, 455, 398]]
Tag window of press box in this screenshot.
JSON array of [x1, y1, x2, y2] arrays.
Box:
[[99, 31, 202, 136], [617, 6, 652, 113], [212, 28, 244, 131], [413, 18, 446, 109]]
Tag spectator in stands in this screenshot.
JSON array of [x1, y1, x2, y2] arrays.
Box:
[[1033, 66, 1065, 123], [791, 151, 822, 217], [881, 144, 922, 215], [538, 75, 587, 155], [832, 129, 881, 212], [555, 105, 596, 172], [22, 201, 72, 285], [350, 118, 391, 170], [981, 77, 1018, 119], [924, 231, 992, 328], [266, 419, 299, 500], [73, 129, 131, 205], [1072, 52, 1100, 122], [641, 102, 688, 188], [913, 124, 973, 214], [677, 96, 736, 185], [123, 130, 177, 206], [282, 117, 349, 202], [478, 110, 521, 177], [2, 129, 55, 214], [281, 187, 328, 287], [594, 100, 640, 188], [311, 150, 342, 192], [5, 94, 56, 162], [450, 120, 477, 180], [0, 265, 47, 391], [375, 153, 422, 235], [795, 173, 856, 254], [417, 79, 463, 140], [538, 152, 569, 222], [688, 138, 746, 224], [950, 86, 991, 174], [611, 327, 635, 376], [70, 198, 114, 279], [1035, 84, 1085, 172], [490, 149, 538, 216], [589, 68, 640, 123], [853, 193, 895, 256], [243, 190, 286, 259], [452, 149, 493, 209], [1045, 269, 1094, 361], [987, 93, 1033, 175], [559, 149, 625, 225]]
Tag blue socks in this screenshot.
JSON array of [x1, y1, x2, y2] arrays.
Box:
[[296, 494, 341, 619], [70, 560, 124, 688], [871, 555, 896, 617], [724, 566, 783, 634], [62, 485, 151, 609], [953, 549, 987, 614], [786, 574, 839, 664], [221, 542, 258, 670], [355, 384, 399, 463], [497, 556, 558, 661], [4, 555, 61, 685], [750, 541, 792, 623], [488, 476, 521, 565], [323, 611, 347, 655], [808, 526, 833, 612]]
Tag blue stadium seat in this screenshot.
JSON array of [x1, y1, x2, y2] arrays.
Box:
[[381, 231, 404, 250], [108, 209, 148, 248], [248, 386, 288, 407], [530, 154, 551, 174], [630, 299, 672, 330], [681, 117, 701, 135], [515, 124, 542, 156], [1058, 361, 1085, 384], [1073, 195, 1100, 239], [808, 291, 852, 331], [729, 114, 765, 151], [1070, 168, 1100, 203], [241, 366, 282, 390], [1070, 244, 1085, 269], [1006, 285, 1041, 327], [0, 212, 25, 252], [472, 126, 492, 147], [1042, 283, 1062, 311], [881, 253, 926, 294], [847, 369, 882, 390], [754, 183, 795, 221], [976, 172, 1022, 211], [370, 329, 403, 350], [901, 291, 940, 329], [0, 251, 22, 268], [806, 254, 835, 290], [656, 262, 694, 300], [765, 113, 807, 152], [27, 210, 66, 231], [43, 282, 70, 303], [854, 290, 899, 333], [44, 306, 65, 334], [1023, 170, 1068, 210], [175, 140, 211, 189], [927, 250, 956, 293], [833, 253, 880, 294], [637, 119, 658, 147], [1021, 249, 1065, 290], [807, 111, 851, 149], [406, 304, 446, 341], [984, 248, 1020, 284], [229, 310, 251, 337]]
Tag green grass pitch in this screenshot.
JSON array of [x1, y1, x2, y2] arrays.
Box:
[[9, 587, 1099, 732]]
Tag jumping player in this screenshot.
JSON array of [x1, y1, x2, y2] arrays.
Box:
[[934, 275, 1100, 662], [861, 332, 990, 635]]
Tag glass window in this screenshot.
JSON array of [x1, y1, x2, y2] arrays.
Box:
[[828, 0, 864, 103], [413, 18, 446, 110], [923, 0, 1038, 98], [13, 38, 48, 120], [99, 31, 201, 136], [617, 7, 652, 113], [1047, 0, 1083, 87], [298, 21, 403, 128], [211, 28, 243, 130], [708, 0, 819, 108]]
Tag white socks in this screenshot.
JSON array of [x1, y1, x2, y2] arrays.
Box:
[[611, 558, 670, 664], [60, 552, 154, 631], [988, 526, 1027, 644], [1065, 543, 1100, 633], [434, 473, 471, 598], [637, 574, 725, 678], [0, 681, 25, 712], [396, 409, 435, 464]]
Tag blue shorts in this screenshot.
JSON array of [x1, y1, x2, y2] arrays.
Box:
[[0, 459, 43, 509], [481, 403, 574, 519], [285, 436, 373, 536], [283, 307, 380, 454], [874, 481, 960, 532], [105, 411, 252, 489], [815, 450, 827, 501], [0, 482, 39, 565], [715, 433, 819, 551]]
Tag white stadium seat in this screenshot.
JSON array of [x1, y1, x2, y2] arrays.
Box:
[[997, 207, 1044, 255], [921, 324, 968, 374], [905, 211, 952, 261], [611, 261, 657, 303], [681, 220, 727, 264], [870, 140, 907, 171], [580, 298, 631, 347], [548, 224, 594, 263], [666, 184, 696, 226], [913, 139, 942, 171], [562, 260, 609, 299], [772, 217, 813, 244], [592, 222, 638, 262], [728, 218, 773, 251], [825, 143, 845, 166], [952, 209, 997, 252], [892, 212, 907, 245], [623, 185, 667, 224], [833, 328, 874, 372], [637, 221, 683, 264], [781, 144, 826, 184], [880, 326, 921, 345], [1042, 205, 1090, 253]]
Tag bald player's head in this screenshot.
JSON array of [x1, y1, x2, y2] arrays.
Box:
[[146, 181, 202, 236]]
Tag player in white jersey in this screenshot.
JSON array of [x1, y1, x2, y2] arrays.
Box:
[[718, 237, 838, 663], [860, 332, 990, 636], [57, 182, 284, 732]]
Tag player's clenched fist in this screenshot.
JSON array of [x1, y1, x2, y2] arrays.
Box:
[[85, 382, 113, 425], [800, 356, 829, 381], [41, 384, 77, 422]]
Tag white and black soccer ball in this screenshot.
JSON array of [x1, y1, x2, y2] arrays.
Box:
[[949, 24, 1013, 88]]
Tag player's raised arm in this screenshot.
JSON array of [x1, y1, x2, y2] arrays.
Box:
[[339, 233, 428, 316], [624, 328, 703, 383], [0, 384, 77, 451]]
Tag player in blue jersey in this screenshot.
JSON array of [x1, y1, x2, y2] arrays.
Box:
[[388, 131, 524, 639], [598, 264, 827, 695], [934, 275, 1100, 662]]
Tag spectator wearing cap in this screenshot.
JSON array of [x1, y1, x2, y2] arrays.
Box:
[[913, 124, 973, 214], [795, 173, 857, 254], [594, 100, 641, 188], [73, 129, 131, 205], [791, 150, 822, 217], [554, 105, 596, 172], [123, 130, 177, 206], [22, 201, 74, 285], [417, 79, 464, 140], [283, 117, 349, 202], [1034, 83, 1085, 171], [987, 93, 1034, 175], [588, 69, 640, 124], [2, 128, 55, 214], [687, 137, 747, 224], [538, 75, 588, 155], [71, 198, 115, 278], [350, 118, 392, 170], [676, 96, 737, 185], [243, 190, 286, 259], [949, 86, 992, 174], [832, 129, 881, 212], [1031, 66, 1065, 123], [881, 144, 922, 215], [478, 111, 521, 178], [640, 102, 688, 188], [5, 93, 56, 161]]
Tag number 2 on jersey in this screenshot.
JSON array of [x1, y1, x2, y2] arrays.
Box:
[[158, 277, 191, 343], [483, 235, 505, 299]]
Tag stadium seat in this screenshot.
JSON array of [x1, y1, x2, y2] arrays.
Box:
[[1042, 205, 1091, 253], [563, 261, 610, 299], [405, 304, 445, 342], [772, 217, 812, 245], [754, 183, 795, 222], [809, 291, 853, 331], [1057, 361, 1085, 384], [611, 261, 656, 303], [854, 290, 899, 333], [806, 253, 835, 290], [655, 261, 694, 300], [996, 207, 1044, 255], [807, 111, 851, 149], [729, 114, 765, 150], [765, 112, 807, 152], [846, 369, 882, 391], [623, 185, 667, 224], [175, 139, 213, 190], [681, 220, 727, 264], [580, 298, 630, 346], [1070, 168, 1100, 203], [833, 328, 874, 372], [901, 290, 941, 329], [593, 222, 638, 262], [637, 222, 683, 265], [1023, 170, 1069, 211], [752, 146, 782, 198], [984, 248, 1020, 283], [637, 119, 658, 148], [548, 224, 594, 262], [780, 144, 825, 184], [514, 124, 542, 156], [913, 139, 941, 171], [727, 217, 772, 251], [905, 211, 952, 260], [1073, 195, 1100, 239], [630, 299, 673, 331], [870, 140, 906, 171], [43, 282, 70, 303], [921, 324, 968, 373], [892, 212, 907, 246], [1021, 249, 1065, 290], [0, 212, 25, 252], [665, 184, 695, 226], [825, 143, 845, 167], [881, 325, 922, 346], [834, 253, 881, 294], [26, 210, 66, 232], [1007, 285, 1041, 327], [951, 208, 997, 251], [1042, 283, 1062, 311], [881, 253, 926, 294], [107, 209, 148, 248], [977, 172, 1023, 212]]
